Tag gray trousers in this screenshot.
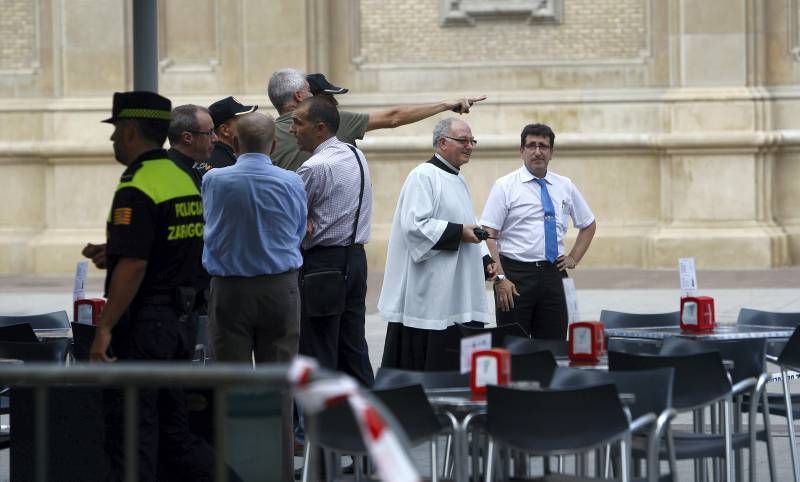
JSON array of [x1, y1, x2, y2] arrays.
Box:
[[208, 271, 300, 363]]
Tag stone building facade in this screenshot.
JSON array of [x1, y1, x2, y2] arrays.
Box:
[[0, 0, 798, 274]]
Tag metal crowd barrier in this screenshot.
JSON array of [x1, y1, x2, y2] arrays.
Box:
[[0, 362, 417, 482], [0, 362, 293, 482]]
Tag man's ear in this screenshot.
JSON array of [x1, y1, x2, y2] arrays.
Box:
[[181, 131, 193, 145]]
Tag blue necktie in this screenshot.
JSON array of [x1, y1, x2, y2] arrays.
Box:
[[534, 178, 558, 263]]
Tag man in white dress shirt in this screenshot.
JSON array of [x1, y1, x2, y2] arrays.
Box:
[[379, 118, 495, 371], [480, 123, 596, 339]]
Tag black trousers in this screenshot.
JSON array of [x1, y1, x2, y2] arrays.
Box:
[[105, 304, 215, 482], [495, 256, 569, 339], [300, 245, 374, 387]]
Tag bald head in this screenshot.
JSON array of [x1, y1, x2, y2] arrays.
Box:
[[235, 112, 275, 155]]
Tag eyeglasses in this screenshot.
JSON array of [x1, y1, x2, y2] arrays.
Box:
[[443, 136, 478, 146], [188, 129, 215, 137], [524, 142, 551, 152]]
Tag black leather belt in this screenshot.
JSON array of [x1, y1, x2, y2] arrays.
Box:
[[500, 255, 555, 269]]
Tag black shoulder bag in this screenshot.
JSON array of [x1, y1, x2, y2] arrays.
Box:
[[301, 145, 365, 317]]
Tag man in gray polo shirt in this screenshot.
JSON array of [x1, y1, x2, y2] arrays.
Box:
[[267, 68, 486, 171]]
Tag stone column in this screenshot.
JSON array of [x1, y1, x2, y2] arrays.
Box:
[[644, 0, 790, 268]]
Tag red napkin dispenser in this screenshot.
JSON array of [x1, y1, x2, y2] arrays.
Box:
[[680, 296, 715, 332], [568, 321, 606, 363], [470, 348, 511, 397], [74, 298, 105, 325]]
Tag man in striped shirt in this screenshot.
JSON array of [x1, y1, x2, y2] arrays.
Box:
[[291, 95, 375, 386]]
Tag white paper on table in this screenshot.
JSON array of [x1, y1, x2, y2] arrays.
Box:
[[562, 278, 580, 324], [460, 333, 491, 374], [678, 257, 699, 297], [73, 260, 88, 301]]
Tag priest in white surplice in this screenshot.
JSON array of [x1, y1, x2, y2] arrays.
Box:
[[379, 118, 496, 371]]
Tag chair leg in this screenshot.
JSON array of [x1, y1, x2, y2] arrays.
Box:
[[723, 399, 733, 482], [783, 367, 800, 482], [761, 390, 777, 482], [443, 434, 453, 478], [301, 441, 312, 482], [430, 437, 438, 482], [484, 440, 495, 482]]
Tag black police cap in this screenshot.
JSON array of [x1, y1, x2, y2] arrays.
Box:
[[208, 96, 258, 128], [102, 91, 172, 124]]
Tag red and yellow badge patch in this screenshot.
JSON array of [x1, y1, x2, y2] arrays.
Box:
[[112, 207, 132, 225]]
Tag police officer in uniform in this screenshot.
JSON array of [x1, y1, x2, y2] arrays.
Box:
[[205, 96, 257, 169], [90, 91, 216, 481]]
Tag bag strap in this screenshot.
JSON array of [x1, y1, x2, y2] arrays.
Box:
[[343, 145, 365, 278]]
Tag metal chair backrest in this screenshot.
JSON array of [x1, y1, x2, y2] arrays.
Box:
[[599, 310, 679, 329], [511, 350, 558, 386], [608, 350, 731, 411], [0, 323, 39, 343], [659, 337, 766, 383], [486, 383, 629, 453], [503, 335, 568, 357], [550, 366, 674, 421], [456, 322, 528, 346], [373, 367, 468, 390], [70, 322, 96, 362], [0, 339, 70, 363], [778, 326, 800, 371], [736, 308, 800, 327], [606, 337, 661, 355], [372, 384, 445, 445], [0, 311, 70, 330]]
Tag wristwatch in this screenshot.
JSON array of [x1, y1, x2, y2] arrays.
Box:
[[494, 274, 507, 284]]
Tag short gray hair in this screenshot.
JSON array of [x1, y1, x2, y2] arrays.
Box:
[[432, 118, 459, 148], [267, 68, 306, 112], [168, 104, 208, 145]]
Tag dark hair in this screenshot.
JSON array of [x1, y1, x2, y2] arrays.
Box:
[[132, 118, 169, 146], [520, 123, 555, 149], [299, 96, 340, 134], [167, 104, 207, 144]]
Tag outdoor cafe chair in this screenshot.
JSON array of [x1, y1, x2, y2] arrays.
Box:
[[599, 311, 679, 329], [609, 350, 736, 482], [511, 350, 558, 387], [659, 337, 775, 482], [0, 338, 71, 453], [374, 367, 468, 477], [373, 384, 451, 481], [549, 366, 676, 482], [70, 322, 95, 362], [483, 383, 654, 481], [302, 388, 426, 482], [775, 325, 800, 482], [457, 322, 529, 346], [0, 339, 70, 363], [374, 367, 469, 390], [600, 311, 678, 356], [606, 338, 661, 356], [503, 335, 569, 358], [736, 307, 799, 356], [0, 323, 39, 343], [0, 310, 70, 330]]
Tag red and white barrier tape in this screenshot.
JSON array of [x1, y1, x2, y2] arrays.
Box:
[[288, 356, 420, 482]]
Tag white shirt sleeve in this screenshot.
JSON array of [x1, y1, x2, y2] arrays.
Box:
[[569, 182, 595, 229], [399, 169, 449, 263], [479, 181, 507, 231]]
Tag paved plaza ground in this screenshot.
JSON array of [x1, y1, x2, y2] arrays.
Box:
[[1, 268, 799, 480]]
